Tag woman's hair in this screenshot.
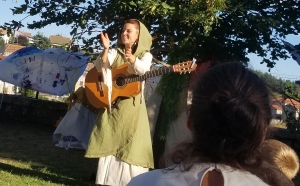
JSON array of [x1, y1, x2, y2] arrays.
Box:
[[163, 62, 272, 167], [161, 62, 295, 185], [123, 19, 140, 34], [121, 19, 140, 52]]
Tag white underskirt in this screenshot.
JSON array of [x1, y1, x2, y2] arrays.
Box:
[[53, 103, 97, 149], [96, 155, 149, 186]]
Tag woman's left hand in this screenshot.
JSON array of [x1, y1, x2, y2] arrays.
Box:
[[125, 46, 135, 64]]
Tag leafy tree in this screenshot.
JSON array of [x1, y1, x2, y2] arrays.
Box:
[[2, 0, 299, 67], [31, 32, 52, 49], [255, 70, 300, 139], [15, 34, 29, 46], [253, 70, 300, 99], [2, 0, 300, 138], [20, 87, 36, 98]]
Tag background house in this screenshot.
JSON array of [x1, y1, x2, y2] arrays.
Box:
[[0, 29, 34, 45], [0, 32, 73, 98], [0, 44, 25, 95], [49, 35, 71, 48], [271, 98, 300, 124], [14, 30, 33, 44], [271, 101, 283, 123], [0, 29, 10, 44], [3, 44, 25, 56]]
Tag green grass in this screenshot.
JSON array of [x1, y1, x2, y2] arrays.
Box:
[[0, 121, 98, 186], [1, 121, 300, 185], [270, 122, 287, 129]]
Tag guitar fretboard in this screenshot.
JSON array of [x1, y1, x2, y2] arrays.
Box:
[[124, 66, 174, 84]]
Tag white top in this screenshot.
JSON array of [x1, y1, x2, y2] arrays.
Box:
[[127, 163, 269, 186], [94, 48, 152, 112]]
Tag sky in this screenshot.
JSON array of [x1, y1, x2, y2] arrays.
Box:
[[1, 0, 300, 78]]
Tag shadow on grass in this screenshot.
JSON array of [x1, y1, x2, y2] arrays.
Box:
[[0, 162, 93, 186], [0, 121, 98, 185]]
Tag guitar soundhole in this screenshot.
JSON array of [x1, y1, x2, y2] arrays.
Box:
[[114, 74, 126, 88], [115, 76, 126, 87]]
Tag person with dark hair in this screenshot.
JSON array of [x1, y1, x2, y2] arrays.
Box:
[[128, 62, 293, 186], [85, 19, 154, 186]]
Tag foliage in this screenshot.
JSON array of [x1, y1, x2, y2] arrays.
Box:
[[285, 111, 300, 139], [2, 0, 300, 138], [31, 32, 52, 49], [20, 87, 36, 98], [0, 122, 97, 186], [269, 121, 286, 129], [8, 32, 15, 44], [38, 95, 49, 101], [156, 71, 190, 139], [253, 70, 300, 98], [15, 34, 29, 46], [254, 70, 300, 139], [1, 0, 299, 66]]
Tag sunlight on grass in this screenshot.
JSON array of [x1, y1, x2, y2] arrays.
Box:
[[0, 162, 66, 186], [270, 122, 287, 129], [0, 121, 97, 186], [0, 156, 93, 185]]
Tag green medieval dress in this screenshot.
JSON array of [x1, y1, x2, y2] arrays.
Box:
[[85, 21, 154, 169]]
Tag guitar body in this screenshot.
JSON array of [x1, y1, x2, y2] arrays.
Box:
[[85, 60, 196, 108], [85, 64, 141, 108]]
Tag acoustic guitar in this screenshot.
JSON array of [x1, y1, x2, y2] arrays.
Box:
[[85, 61, 197, 108]]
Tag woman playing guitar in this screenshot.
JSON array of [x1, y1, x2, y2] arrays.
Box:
[[85, 19, 154, 186]]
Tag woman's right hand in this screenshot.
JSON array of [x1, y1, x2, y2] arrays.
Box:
[[100, 32, 110, 49]]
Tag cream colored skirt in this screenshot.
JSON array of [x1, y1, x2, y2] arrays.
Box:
[[53, 103, 98, 149], [96, 155, 149, 186]]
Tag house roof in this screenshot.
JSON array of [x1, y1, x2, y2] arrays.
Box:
[[284, 99, 300, 109], [271, 104, 283, 111], [49, 35, 71, 46], [271, 98, 300, 110], [17, 30, 32, 38], [4, 44, 25, 54], [0, 29, 7, 35]]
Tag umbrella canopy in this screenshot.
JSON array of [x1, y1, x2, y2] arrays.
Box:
[[283, 40, 300, 66], [0, 46, 89, 96]]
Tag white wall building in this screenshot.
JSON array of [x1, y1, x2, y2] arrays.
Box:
[[0, 81, 15, 94]]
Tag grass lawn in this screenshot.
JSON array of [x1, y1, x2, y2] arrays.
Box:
[[0, 121, 98, 186], [1, 121, 300, 185]]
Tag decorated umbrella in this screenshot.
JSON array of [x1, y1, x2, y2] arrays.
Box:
[[283, 40, 300, 66], [283, 40, 300, 85], [0, 46, 89, 96]]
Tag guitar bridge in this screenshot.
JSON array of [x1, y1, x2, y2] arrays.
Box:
[[98, 75, 104, 97]]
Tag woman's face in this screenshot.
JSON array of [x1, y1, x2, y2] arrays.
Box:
[[121, 23, 139, 46]]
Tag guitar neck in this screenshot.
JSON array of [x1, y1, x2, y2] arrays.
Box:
[[125, 65, 174, 84]]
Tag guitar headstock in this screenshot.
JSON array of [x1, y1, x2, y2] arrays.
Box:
[[173, 60, 197, 74]]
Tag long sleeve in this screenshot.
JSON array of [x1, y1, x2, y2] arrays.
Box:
[[93, 49, 118, 112], [94, 49, 117, 72], [127, 52, 152, 75]]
